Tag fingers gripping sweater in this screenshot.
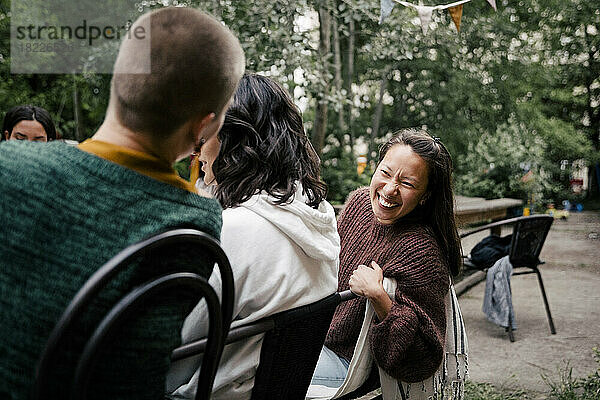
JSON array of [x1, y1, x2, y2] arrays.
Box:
[[325, 188, 449, 383]]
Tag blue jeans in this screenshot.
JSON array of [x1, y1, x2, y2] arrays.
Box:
[[310, 346, 350, 388]]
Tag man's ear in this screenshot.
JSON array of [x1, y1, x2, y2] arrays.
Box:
[[191, 112, 216, 146], [3, 130, 10, 140]]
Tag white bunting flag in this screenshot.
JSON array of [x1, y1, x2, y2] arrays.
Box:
[[416, 5, 434, 34], [486, 0, 497, 11], [395, 0, 470, 34]]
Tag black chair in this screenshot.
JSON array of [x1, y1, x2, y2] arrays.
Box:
[[33, 228, 234, 400], [460, 215, 556, 341], [172, 290, 357, 400]]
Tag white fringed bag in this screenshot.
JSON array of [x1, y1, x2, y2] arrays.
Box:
[[307, 278, 468, 400]]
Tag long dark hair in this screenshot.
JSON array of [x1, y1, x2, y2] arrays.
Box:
[[212, 74, 327, 209], [378, 128, 462, 276], [2, 105, 57, 141]]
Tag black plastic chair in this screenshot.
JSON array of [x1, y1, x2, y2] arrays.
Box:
[[171, 290, 357, 400], [460, 215, 556, 341], [33, 228, 234, 400]]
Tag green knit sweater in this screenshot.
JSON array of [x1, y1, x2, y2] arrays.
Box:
[[0, 141, 222, 400]]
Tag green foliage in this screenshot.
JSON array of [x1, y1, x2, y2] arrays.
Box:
[[0, 0, 116, 141], [464, 381, 531, 400], [354, 0, 597, 202], [173, 157, 192, 181], [321, 140, 371, 204], [543, 348, 600, 400], [455, 119, 546, 201]]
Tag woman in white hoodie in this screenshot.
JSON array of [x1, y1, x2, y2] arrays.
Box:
[[167, 74, 340, 400]]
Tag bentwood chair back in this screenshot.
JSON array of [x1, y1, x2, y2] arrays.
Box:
[[34, 228, 234, 400]]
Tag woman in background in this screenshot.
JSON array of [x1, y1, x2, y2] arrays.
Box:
[[311, 128, 462, 396], [2, 105, 57, 142]]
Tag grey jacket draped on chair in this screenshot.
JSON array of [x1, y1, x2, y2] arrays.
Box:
[[483, 255, 517, 329]]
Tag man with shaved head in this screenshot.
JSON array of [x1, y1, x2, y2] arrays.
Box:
[[104, 7, 244, 162], [0, 7, 244, 399]]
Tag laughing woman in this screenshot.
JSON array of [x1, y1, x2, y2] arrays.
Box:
[[311, 128, 462, 396]]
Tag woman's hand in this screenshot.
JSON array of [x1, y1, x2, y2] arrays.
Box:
[[349, 261, 384, 299], [349, 261, 393, 320]]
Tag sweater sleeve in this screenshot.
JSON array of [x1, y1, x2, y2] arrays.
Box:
[[368, 230, 449, 382]]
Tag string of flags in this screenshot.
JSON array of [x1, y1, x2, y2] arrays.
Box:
[[380, 0, 497, 34]]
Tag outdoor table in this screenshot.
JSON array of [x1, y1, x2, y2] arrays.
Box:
[[455, 195, 523, 234]]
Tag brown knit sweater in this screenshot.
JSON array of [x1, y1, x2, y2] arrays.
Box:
[[325, 188, 449, 383]]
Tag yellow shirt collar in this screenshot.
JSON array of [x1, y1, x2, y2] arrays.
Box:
[[78, 139, 195, 193]]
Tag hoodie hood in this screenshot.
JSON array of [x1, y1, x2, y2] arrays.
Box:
[[239, 183, 340, 262]]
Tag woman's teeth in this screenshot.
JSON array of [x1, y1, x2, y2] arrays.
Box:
[[379, 194, 398, 208]]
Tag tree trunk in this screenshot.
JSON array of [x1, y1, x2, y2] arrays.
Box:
[[332, 14, 345, 138], [73, 77, 82, 142], [345, 16, 355, 151], [285, 5, 297, 98], [369, 70, 389, 163], [583, 25, 600, 197], [312, 3, 332, 158], [583, 26, 600, 152]]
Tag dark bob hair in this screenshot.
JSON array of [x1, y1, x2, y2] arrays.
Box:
[[212, 74, 327, 209], [2, 105, 57, 141], [378, 128, 462, 276]]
